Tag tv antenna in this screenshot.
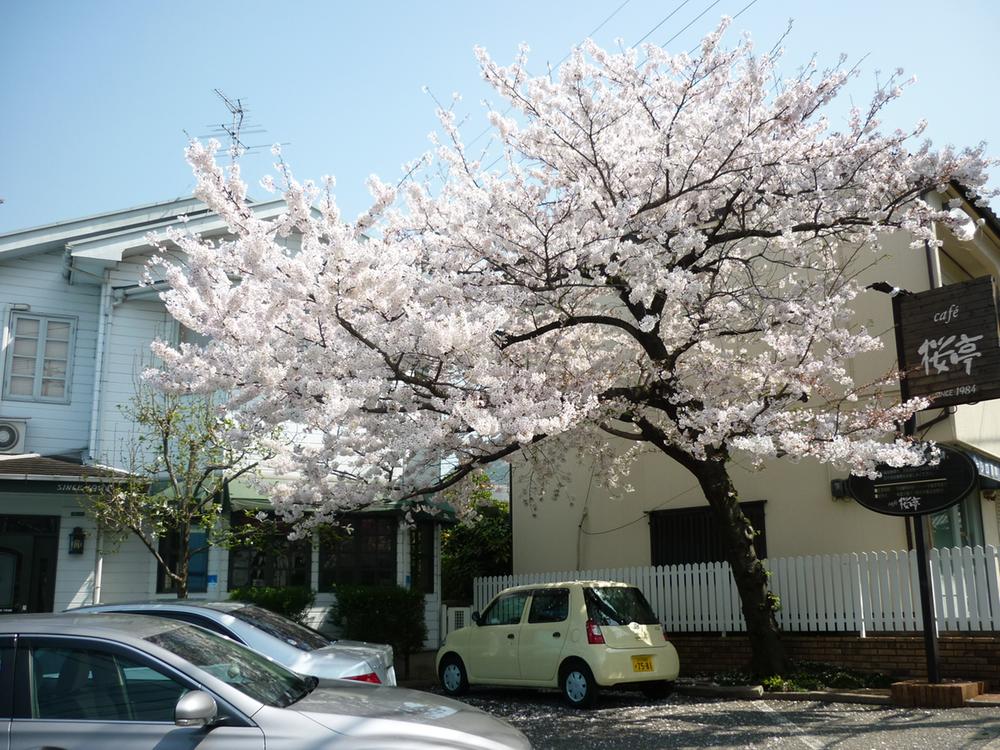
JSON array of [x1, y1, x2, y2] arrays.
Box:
[[198, 89, 285, 164]]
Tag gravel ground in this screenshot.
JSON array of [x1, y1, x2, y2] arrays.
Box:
[[436, 686, 1000, 749]]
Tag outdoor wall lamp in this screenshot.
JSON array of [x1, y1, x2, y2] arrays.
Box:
[[830, 479, 850, 500], [68, 527, 86, 555]]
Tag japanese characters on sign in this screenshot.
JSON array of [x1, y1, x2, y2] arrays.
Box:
[[847, 444, 979, 517], [893, 276, 1000, 409]]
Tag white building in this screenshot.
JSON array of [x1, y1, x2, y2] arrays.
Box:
[[0, 199, 447, 644]]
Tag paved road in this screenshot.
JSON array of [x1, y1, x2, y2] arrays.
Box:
[[448, 688, 1000, 749]]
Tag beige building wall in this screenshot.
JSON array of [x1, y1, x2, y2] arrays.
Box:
[[512, 201, 1000, 575]]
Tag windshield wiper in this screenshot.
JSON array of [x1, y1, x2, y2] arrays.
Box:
[[282, 676, 320, 707]]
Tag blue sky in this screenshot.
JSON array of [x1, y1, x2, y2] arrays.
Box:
[[1, 0, 997, 233]]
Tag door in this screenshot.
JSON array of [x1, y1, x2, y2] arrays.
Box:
[[467, 590, 528, 681], [0, 636, 13, 750], [518, 588, 570, 682], [0, 515, 59, 613], [10, 637, 265, 750]]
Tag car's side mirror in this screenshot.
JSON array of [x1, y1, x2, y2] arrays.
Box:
[[175, 690, 219, 728], [471, 611, 481, 626]]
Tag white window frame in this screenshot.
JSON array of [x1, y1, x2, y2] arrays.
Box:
[[2, 312, 77, 404]]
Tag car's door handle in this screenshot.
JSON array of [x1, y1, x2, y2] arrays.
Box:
[[553, 632, 561, 638], [507, 633, 515, 639]]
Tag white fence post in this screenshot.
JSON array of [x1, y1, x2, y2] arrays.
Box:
[[471, 545, 1000, 635]]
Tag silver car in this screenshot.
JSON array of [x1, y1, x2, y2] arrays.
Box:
[[71, 600, 396, 685], [1, 613, 531, 749]]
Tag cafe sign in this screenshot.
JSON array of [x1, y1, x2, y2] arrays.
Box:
[[893, 276, 1000, 409], [847, 444, 978, 517]]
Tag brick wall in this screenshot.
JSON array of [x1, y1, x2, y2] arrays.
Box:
[[672, 632, 1000, 688]]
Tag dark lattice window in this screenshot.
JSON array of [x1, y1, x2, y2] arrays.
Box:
[[649, 501, 767, 566], [409, 521, 435, 594], [156, 531, 208, 593], [318, 517, 397, 590], [227, 514, 312, 590]]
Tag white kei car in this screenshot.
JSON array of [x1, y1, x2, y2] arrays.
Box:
[[437, 580, 680, 708]]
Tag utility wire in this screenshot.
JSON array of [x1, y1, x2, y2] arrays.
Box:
[[663, 0, 722, 48], [633, 0, 692, 46], [465, 0, 633, 151], [480, 0, 767, 174]]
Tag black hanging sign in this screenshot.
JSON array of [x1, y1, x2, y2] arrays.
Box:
[[847, 444, 978, 516], [893, 275, 1000, 409]]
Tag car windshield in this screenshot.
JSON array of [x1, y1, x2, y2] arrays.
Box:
[[232, 604, 331, 652], [145, 623, 317, 707], [584, 586, 659, 626]]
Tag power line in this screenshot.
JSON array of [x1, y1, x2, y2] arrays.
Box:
[[684, 0, 762, 53], [465, 0, 634, 151], [633, 0, 692, 46], [662, 0, 723, 48], [479, 0, 767, 174]]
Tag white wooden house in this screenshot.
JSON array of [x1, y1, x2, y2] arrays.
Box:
[[0, 199, 448, 644]]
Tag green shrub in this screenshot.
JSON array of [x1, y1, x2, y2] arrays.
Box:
[[229, 585, 315, 624], [330, 584, 427, 663]]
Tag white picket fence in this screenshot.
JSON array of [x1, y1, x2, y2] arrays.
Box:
[[474, 545, 1000, 636]]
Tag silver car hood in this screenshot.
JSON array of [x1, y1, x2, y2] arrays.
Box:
[[293, 683, 530, 750]]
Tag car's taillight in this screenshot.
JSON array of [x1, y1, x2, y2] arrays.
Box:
[[346, 671, 382, 684], [586, 619, 605, 644]]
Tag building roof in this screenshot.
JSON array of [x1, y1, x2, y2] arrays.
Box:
[[0, 455, 127, 480], [0, 196, 290, 285], [0, 197, 211, 260]]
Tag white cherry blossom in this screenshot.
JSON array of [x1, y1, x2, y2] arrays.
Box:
[[149, 23, 993, 674]]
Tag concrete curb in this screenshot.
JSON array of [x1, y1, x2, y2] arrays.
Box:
[[676, 683, 894, 704], [966, 696, 1000, 708], [676, 684, 765, 699], [765, 689, 891, 705]]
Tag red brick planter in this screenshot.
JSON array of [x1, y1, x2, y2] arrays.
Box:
[[671, 632, 1000, 689]]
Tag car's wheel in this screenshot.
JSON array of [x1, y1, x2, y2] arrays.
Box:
[[560, 660, 599, 709], [640, 680, 675, 701], [438, 654, 469, 696]]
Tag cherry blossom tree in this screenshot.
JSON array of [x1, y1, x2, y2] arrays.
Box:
[[149, 20, 993, 673]]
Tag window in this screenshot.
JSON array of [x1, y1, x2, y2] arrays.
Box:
[[227, 514, 312, 590], [121, 610, 235, 640], [409, 521, 435, 594], [928, 492, 984, 549], [231, 605, 330, 651], [30, 645, 187, 721], [481, 591, 529, 626], [156, 530, 208, 594], [649, 500, 767, 566], [584, 586, 658, 626], [528, 589, 569, 624], [318, 517, 397, 590], [3, 313, 76, 403]]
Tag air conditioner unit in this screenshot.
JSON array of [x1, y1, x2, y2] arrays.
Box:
[[0, 420, 27, 454]]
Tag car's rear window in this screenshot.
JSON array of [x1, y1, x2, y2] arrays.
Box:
[[584, 586, 658, 626], [145, 624, 314, 707], [231, 605, 330, 652]]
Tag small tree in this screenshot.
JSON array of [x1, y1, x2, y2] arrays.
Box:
[[86, 386, 275, 598], [441, 472, 512, 601]]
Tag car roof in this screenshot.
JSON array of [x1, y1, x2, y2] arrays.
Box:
[[496, 580, 633, 595], [0, 612, 187, 640], [70, 600, 248, 615]]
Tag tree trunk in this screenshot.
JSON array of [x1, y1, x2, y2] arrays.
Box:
[[689, 457, 788, 676], [176, 529, 190, 600]]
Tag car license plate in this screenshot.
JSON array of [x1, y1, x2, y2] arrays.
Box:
[[631, 655, 654, 673]]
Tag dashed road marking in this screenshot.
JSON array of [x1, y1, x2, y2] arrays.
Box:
[[755, 701, 826, 750]]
